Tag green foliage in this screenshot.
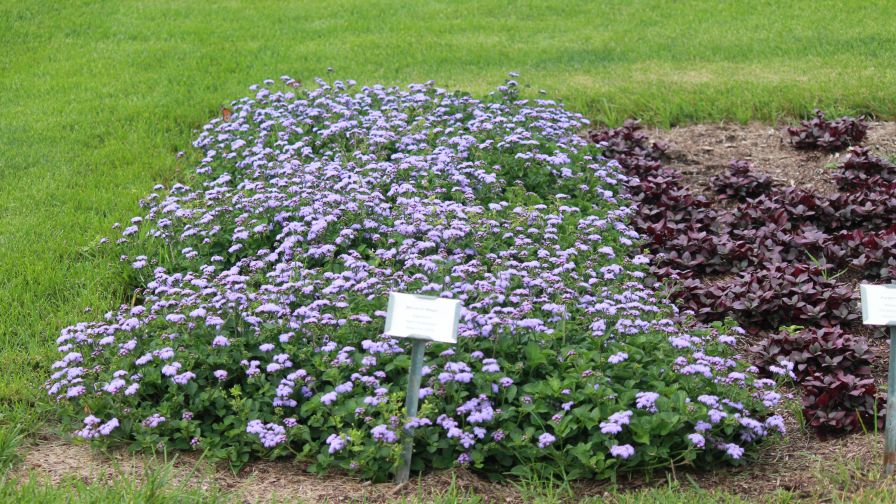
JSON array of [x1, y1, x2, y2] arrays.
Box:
[[0, 422, 23, 477], [0, 463, 225, 504]]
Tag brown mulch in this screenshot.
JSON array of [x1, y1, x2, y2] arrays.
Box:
[[11, 434, 520, 503], [649, 121, 896, 196], [10, 423, 891, 503]]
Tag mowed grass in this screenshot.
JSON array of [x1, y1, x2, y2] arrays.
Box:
[[2, 0, 896, 495]]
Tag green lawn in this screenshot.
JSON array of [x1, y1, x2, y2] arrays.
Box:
[[2, 0, 896, 499]]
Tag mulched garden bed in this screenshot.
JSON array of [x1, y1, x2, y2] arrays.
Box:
[[20, 118, 896, 503], [651, 121, 896, 196], [656, 121, 896, 387], [590, 115, 896, 435]]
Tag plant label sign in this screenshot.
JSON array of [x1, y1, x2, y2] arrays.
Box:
[[384, 292, 461, 343], [860, 284, 896, 325], [861, 283, 896, 476], [385, 292, 462, 484]]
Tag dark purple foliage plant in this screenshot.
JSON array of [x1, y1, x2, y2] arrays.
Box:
[[787, 110, 868, 152], [591, 112, 890, 436]]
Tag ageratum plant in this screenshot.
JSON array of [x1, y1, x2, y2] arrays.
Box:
[[47, 78, 783, 481]]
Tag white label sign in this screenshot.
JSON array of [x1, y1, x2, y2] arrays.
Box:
[[860, 284, 896, 325], [384, 292, 461, 343]]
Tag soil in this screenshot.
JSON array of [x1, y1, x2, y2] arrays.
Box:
[[14, 121, 896, 503], [649, 121, 896, 197]]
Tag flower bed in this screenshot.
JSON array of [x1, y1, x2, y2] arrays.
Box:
[[47, 78, 781, 481], [591, 119, 887, 433]]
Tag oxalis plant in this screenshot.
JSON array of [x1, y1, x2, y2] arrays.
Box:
[[46, 76, 785, 482]]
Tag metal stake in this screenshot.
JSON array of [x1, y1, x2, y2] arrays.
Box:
[[396, 338, 426, 484], [886, 326, 896, 475]]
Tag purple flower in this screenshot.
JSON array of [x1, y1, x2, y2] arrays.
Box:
[[256, 303, 282, 314], [724, 443, 744, 459], [707, 409, 727, 424], [320, 391, 338, 405], [537, 432, 556, 448], [608, 352, 628, 364], [600, 421, 623, 435], [172, 372, 196, 385], [610, 444, 635, 459], [687, 433, 705, 448], [697, 395, 719, 407], [404, 417, 433, 430], [608, 410, 633, 425], [155, 347, 175, 360], [161, 362, 181, 377], [635, 392, 659, 413], [75, 416, 119, 439], [718, 335, 736, 345], [65, 383, 86, 398], [246, 420, 286, 448], [765, 415, 786, 434], [102, 378, 126, 394], [98, 418, 119, 436], [761, 391, 781, 407], [142, 414, 166, 428], [326, 433, 349, 454], [371, 424, 397, 443], [457, 396, 494, 424], [481, 359, 500, 373]]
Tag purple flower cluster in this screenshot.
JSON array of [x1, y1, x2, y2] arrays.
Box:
[[371, 424, 398, 443], [600, 410, 633, 435], [610, 444, 635, 459], [635, 392, 659, 412], [326, 433, 349, 454], [246, 420, 287, 448], [45, 77, 782, 479], [75, 415, 119, 440], [142, 413, 166, 428], [537, 433, 556, 448]]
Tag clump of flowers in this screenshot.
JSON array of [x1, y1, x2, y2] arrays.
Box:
[[47, 77, 780, 481]]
